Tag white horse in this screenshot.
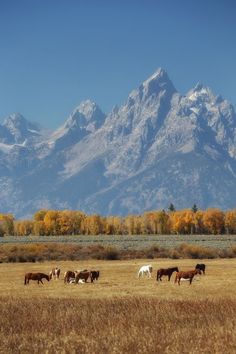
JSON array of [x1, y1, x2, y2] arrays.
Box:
[[138, 265, 153, 278]]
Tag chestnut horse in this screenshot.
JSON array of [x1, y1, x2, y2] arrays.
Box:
[[75, 271, 91, 284], [175, 269, 201, 285], [24, 272, 50, 285], [64, 271, 76, 284], [156, 267, 179, 282]]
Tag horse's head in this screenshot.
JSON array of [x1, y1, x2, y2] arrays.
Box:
[[175, 267, 179, 272], [195, 269, 202, 275]]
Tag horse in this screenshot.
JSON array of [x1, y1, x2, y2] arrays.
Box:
[[175, 269, 202, 286], [24, 272, 50, 285], [75, 270, 91, 284], [195, 263, 206, 275], [138, 265, 153, 278], [64, 270, 77, 284], [49, 267, 60, 280], [156, 267, 179, 282], [90, 270, 100, 283]]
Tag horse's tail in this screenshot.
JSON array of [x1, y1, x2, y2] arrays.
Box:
[[24, 275, 27, 285], [64, 272, 68, 283], [175, 273, 178, 283]]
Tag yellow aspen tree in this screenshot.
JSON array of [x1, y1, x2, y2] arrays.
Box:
[[203, 208, 225, 234], [225, 210, 236, 234]]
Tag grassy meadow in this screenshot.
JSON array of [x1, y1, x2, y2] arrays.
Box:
[[0, 258, 236, 353]]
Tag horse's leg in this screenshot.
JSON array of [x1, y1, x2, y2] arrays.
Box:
[[189, 277, 193, 285], [168, 274, 171, 281], [40, 279, 44, 285]]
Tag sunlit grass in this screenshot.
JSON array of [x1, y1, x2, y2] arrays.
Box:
[[0, 259, 236, 353]]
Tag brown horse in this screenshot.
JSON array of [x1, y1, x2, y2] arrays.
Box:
[[75, 270, 91, 284], [175, 269, 202, 286], [156, 267, 179, 282], [24, 272, 50, 285], [64, 270, 76, 284]]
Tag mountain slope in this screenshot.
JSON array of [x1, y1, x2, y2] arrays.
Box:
[[0, 68, 236, 218]]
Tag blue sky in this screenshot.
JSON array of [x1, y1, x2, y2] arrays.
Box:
[[0, 0, 235, 128]]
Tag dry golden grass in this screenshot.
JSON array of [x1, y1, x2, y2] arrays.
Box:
[[0, 259, 236, 353]]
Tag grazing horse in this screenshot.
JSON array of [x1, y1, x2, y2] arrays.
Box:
[[175, 269, 202, 286], [138, 265, 153, 278], [195, 263, 206, 275], [156, 267, 179, 282], [90, 270, 100, 283], [64, 271, 76, 284], [75, 271, 91, 284], [49, 267, 60, 280], [24, 272, 50, 285]]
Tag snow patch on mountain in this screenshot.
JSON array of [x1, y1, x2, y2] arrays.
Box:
[[1, 68, 236, 218]]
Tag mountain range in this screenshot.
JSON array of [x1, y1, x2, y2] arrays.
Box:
[[1, 68, 236, 218]]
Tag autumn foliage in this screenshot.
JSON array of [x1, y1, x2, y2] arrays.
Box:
[[1, 207, 236, 236]]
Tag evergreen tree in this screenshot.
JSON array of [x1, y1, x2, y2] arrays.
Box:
[[192, 204, 198, 213], [168, 203, 176, 212]]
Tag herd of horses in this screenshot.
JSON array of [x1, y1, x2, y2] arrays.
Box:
[[24, 267, 100, 285], [24, 264, 206, 286], [138, 263, 206, 285]]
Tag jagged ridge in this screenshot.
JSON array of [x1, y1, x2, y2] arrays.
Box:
[[0, 68, 236, 218]]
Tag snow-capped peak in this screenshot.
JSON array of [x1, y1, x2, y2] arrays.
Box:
[[48, 100, 106, 149], [64, 99, 105, 130], [128, 67, 176, 103], [187, 83, 214, 102], [143, 68, 169, 85], [0, 113, 43, 145], [3, 113, 29, 128], [72, 99, 101, 120]]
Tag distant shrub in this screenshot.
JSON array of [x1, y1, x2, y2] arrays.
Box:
[[169, 250, 180, 259], [177, 243, 218, 259], [103, 247, 120, 260], [0, 242, 236, 262]]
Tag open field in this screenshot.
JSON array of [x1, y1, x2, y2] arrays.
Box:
[[0, 259, 236, 353], [1, 234, 236, 249]]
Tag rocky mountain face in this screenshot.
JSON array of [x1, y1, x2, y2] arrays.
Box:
[[1, 69, 236, 218]]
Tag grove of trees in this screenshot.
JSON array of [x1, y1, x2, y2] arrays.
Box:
[[1, 207, 236, 236]]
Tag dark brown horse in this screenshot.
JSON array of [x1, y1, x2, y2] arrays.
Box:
[[90, 270, 100, 283], [156, 267, 179, 282], [24, 272, 50, 285], [195, 263, 206, 275], [175, 269, 201, 285], [75, 270, 91, 284]]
